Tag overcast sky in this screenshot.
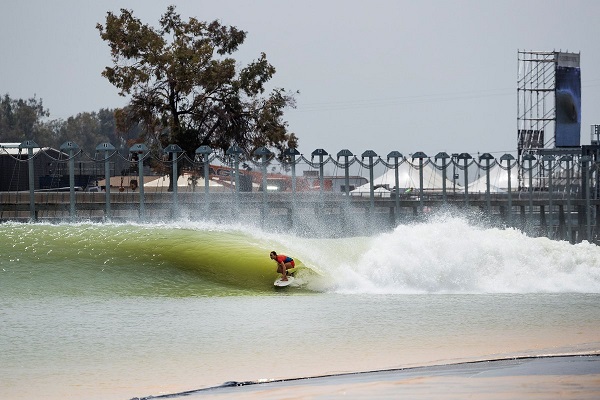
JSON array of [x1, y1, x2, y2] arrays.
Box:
[[2, 0, 600, 158]]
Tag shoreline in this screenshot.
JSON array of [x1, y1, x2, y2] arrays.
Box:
[[133, 354, 600, 400]]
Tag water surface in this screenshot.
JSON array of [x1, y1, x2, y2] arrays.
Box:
[[1, 216, 599, 399]]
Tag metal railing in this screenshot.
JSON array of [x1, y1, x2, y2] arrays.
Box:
[[1, 140, 599, 243]]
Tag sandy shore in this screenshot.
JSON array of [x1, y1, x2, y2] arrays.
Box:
[[134, 355, 600, 400]]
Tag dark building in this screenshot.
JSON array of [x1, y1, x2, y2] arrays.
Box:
[[0, 144, 72, 191]]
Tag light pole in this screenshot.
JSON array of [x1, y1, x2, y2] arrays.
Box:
[[435, 152, 450, 203], [452, 153, 459, 195]]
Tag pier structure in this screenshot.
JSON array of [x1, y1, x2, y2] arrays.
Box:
[[1, 140, 599, 243]]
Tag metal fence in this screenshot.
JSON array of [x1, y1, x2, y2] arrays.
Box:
[[1, 140, 599, 242]]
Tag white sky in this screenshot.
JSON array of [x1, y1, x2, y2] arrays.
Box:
[[2, 0, 600, 158]]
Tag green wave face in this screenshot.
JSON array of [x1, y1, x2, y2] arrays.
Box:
[[0, 222, 313, 297], [4, 214, 599, 297]]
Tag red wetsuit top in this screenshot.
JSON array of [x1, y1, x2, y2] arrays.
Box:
[[275, 254, 295, 267]]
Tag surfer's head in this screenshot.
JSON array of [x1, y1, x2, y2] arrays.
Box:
[[270, 251, 277, 259]]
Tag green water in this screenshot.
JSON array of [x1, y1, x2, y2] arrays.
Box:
[[0, 222, 318, 297], [1, 219, 599, 400]]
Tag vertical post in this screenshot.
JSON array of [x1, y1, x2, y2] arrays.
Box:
[[105, 149, 111, 219], [596, 146, 600, 239], [412, 152, 428, 212], [254, 147, 272, 227], [337, 149, 354, 205], [337, 149, 354, 231], [28, 147, 36, 220], [226, 144, 244, 213], [419, 160, 424, 211], [312, 149, 329, 207], [69, 149, 75, 218], [130, 144, 148, 221], [507, 161, 513, 225], [560, 155, 573, 243], [435, 152, 450, 204], [479, 153, 494, 215], [458, 153, 472, 206], [501, 154, 515, 226], [522, 153, 536, 232], [262, 156, 268, 220], [485, 159, 491, 213], [567, 158, 572, 242], [388, 151, 403, 217], [463, 158, 469, 205], [591, 126, 600, 240], [452, 153, 459, 196], [284, 148, 300, 227], [165, 144, 183, 219], [542, 155, 555, 238], [60, 141, 80, 221], [196, 145, 213, 217], [204, 158, 210, 196], [581, 155, 592, 241], [96, 143, 115, 221], [289, 151, 298, 193], [361, 150, 378, 213], [528, 163, 534, 226], [20, 140, 39, 221], [558, 205, 566, 239], [138, 152, 145, 220]]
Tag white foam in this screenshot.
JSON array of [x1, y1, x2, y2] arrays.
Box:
[[281, 214, 600, 294]]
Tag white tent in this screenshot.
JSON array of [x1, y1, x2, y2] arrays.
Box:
[[350, 162, 457, 196], [467, 178, 504, 194], [468, 164, 519, 193], [350, 185, 392, 197], [372, 186, 392, 197]]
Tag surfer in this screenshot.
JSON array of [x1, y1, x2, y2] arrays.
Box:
[[270, 251, 295, 281]]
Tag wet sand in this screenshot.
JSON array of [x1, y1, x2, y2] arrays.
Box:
[[136, 355, 600, 400]]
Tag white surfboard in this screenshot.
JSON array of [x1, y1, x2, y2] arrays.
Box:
[[274, 276, 294, 287]]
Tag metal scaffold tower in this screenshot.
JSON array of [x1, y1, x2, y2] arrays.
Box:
[[517, 50, 556, 187]]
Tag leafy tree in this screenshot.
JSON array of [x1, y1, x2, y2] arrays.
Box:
[[0, 94, 136, 170], [33, 109, 120, 155], [0, 94, 50, 144], [96, 5, 298, 183]]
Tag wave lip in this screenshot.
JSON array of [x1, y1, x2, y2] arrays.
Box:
[[307, 216, 600, 294]]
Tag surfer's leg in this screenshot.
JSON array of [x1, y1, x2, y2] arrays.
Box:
[[281, 262, 289, 280], [280, 262, 294, 279], [277, 263, 288, 280]]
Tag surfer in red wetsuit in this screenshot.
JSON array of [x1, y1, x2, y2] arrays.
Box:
[[270, 251, 295, 281]]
